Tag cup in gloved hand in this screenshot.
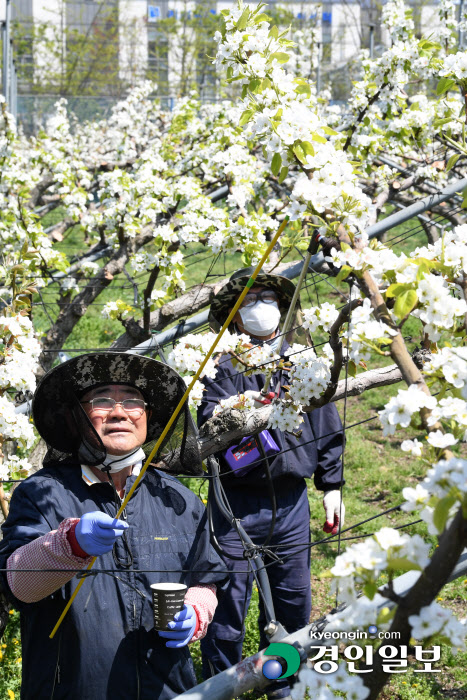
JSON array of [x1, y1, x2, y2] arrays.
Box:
[[157, 604, 198, 648], [151, 582, 187, 631]]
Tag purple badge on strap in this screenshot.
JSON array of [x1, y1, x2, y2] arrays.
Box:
[[223, 430, 280, 477]]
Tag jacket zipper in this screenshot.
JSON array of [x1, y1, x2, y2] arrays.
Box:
[[134, 601, 141, 700]]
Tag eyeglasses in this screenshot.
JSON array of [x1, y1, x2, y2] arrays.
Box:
[[81, 398, 147, 416], [241, 291, 278, 308]]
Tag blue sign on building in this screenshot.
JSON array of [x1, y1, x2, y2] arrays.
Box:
[[322, 11, 332, 22], [148, 5, 161, 21]]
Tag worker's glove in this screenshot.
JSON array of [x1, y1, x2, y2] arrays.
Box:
[[322, 490, 345, 536], [75, 511, 129, 557], [244, 390, 276, 408], [158, 604, 198, 648]]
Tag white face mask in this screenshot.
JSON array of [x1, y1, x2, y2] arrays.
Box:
[[98, 447, 146, 473], [239, 301, 281, 337]]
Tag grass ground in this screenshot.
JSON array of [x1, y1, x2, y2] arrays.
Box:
[[1, 211, 466, 699]]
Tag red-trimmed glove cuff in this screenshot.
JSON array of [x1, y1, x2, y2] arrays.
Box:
[[67, 521, 90, 558]]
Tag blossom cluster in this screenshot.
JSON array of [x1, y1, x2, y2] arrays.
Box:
[[378, 385, 436, 437], [0, 315, 41, 394], [213, 2, 374, 234], [102, 300, 135, 321], [331, 527, 430, 603], [291, 662, 369, 700], [402, 457, 467, 535], [212, 392, 256, 416], [409, 602, 466, 652]]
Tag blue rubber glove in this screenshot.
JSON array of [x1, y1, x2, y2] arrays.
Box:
[[75, 511, 129, 557], [158, 604, 197, 648]]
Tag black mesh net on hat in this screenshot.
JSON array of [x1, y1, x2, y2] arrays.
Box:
[[32, 353, 202, 476]]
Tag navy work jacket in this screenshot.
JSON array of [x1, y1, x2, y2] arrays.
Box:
[[0, 463, 228, 700], [198, 347, 344, 492]]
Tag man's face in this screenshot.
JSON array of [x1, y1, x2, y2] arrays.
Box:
[[80, 384, 148, 456]]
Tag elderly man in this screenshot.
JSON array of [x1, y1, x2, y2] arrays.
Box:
[[0, 352, 227, 700], [198, 269, 345, 700]]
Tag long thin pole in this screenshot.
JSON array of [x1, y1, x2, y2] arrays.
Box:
[[10, 53, 16, 118], [460, 0, 465, 50], [262, 232, 322, 394], [4, 0, 10, 106], [316, 41, 321, 93], [49, 216, 290, 639]]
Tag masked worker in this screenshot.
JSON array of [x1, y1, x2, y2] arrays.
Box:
[[0, 352, 228, 700], [198, 269, 345, 700]]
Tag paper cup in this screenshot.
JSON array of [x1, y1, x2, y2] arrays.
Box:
[[150, 582, 187, 631]]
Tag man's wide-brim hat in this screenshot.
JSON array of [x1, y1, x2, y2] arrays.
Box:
[[32, 352, 201, 475], [209, 268, 296, 331]]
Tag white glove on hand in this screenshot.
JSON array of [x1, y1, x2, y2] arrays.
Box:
[[323, 490, 345, 535], [244, 390, 275, 408]]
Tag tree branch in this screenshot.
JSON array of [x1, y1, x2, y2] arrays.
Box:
[[27, 174, 56, 209], [320, 298, 363, 405], [197, 363, 403, 460], [365, 506, 467, 700]]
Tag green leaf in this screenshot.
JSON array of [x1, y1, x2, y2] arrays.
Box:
[[348, 360, 357, 378], [261, 77, 271, 91], [301, 141, 315, 157], [385, 282, 412, 298], [237, 7, 250, 30], [436, 77, 456, 95], [416, 261, 431, 281], [363, 581, 378, 600], [335, 265, 351, 285], [387, 556, 422, 572], [270, 52, 289, 64], [226, 66, 233, 79], [433, 117, 453, 128], [446, 153, 460, 172], [239, 109, 254, 127], [271, 152, 282, 176], [293, 144, 306, 163], [254, 13, 269, 23], [433, 494, 457, 533], [269, 25, 279, 39], [249, 78, 262, 93], [394, 289, 418, 319], [462, 187, 467, 209], [295, 83, 311, 98], [322, 126, 338, 135], [311, 132, 327, 144], [278, 166, 288, 184]]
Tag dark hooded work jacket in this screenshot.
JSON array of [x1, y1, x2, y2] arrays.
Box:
[[0, 463, 228, 700], [198, 345, 344, 493]]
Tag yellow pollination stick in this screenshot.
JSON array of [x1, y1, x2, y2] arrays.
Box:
[[49, 216, 290, 639]]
